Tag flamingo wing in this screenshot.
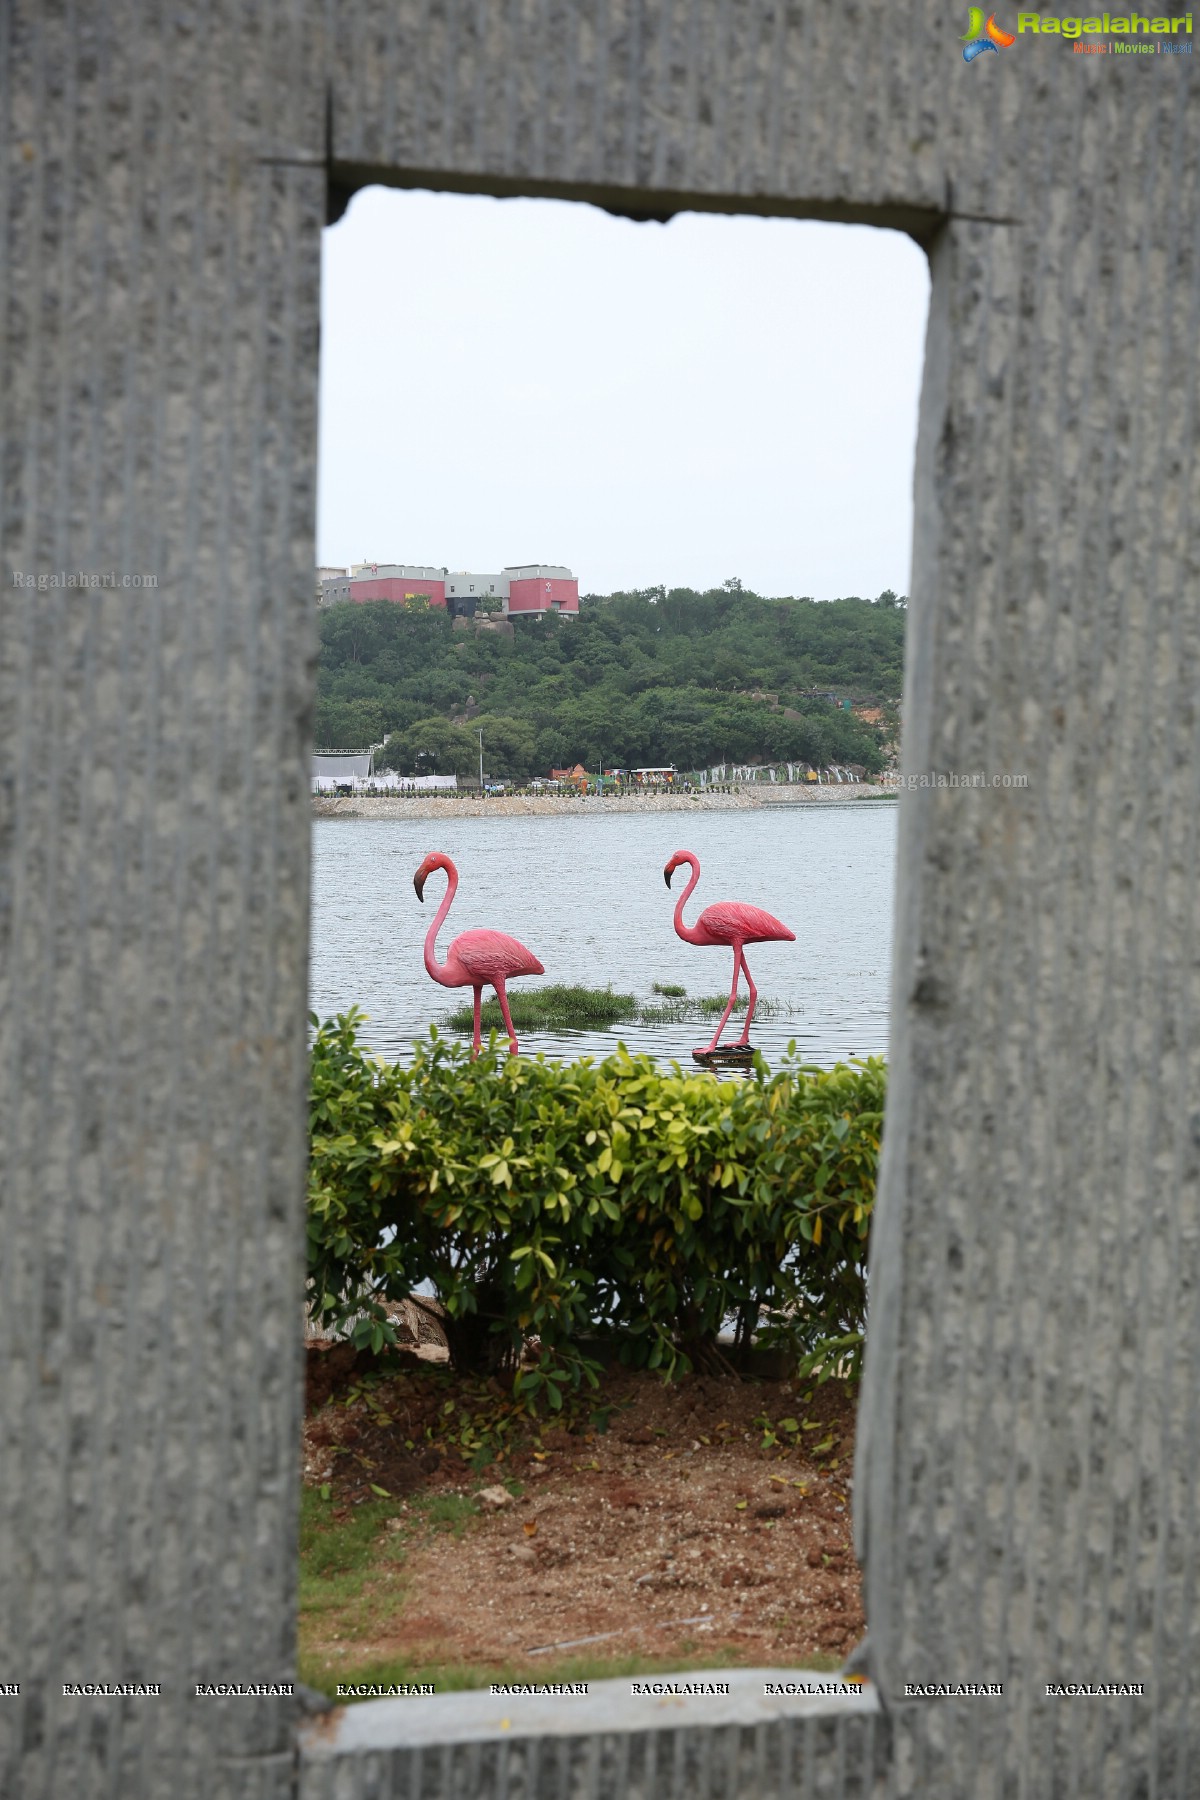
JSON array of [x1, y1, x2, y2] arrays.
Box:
[[449, 928, 545, 983], [696, 900, 796, 945]]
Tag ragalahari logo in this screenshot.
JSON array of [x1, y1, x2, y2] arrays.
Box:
[[962, 8, 1017, 57]]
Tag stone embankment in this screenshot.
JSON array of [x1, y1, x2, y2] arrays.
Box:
[[312, 784, 897, 821]]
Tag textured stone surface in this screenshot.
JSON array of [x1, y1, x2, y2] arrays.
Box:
[[298, 1672, 887, 1800], [858, 114, 1200, 1796], [325, 0, 1009, 234], [0, 4, 325, 1796], [1, 2, 1197, 1797]]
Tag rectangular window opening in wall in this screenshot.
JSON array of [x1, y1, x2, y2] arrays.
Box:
[[310, 184, 929, 1698]]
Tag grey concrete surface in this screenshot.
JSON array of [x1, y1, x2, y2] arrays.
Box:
[[301, 1668, 880, 1750], [0, 5, 324, 1796], [298, 1670, 885, 1800], [1, 3, 1196, 1797]]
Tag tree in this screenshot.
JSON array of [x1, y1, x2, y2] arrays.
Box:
[[475, 715, 537, 783], [314, 697, 386, 749], [378, 718, 481, 778], [315, 587, 903, 776]]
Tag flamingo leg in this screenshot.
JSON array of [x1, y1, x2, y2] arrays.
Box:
[[471, 986, 483, 1058], [701, 947, 744, 1054], [493, 979, 520, 1055], [733, 950, 757, 1046]]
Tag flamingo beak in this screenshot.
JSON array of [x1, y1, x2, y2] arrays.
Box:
[[664, 860, 676, 888], [413, 864, 428, 902]]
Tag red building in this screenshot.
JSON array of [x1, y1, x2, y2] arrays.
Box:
[[320, 564, 446, 605], [348, 573, 446, 605], [320, 562, 578, 619], [506, 567, 579, 617]]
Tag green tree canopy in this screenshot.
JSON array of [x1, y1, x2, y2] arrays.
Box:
[[377, 717, 480, 778], [316, 586, 905, 778]]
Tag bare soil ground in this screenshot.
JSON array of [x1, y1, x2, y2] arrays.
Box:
[[301, 1341, 864, 1687]]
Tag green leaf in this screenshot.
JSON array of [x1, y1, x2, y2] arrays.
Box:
[[305, 1017, 883, 1408]]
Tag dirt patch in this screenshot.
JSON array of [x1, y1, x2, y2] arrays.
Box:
[[301, 1347, 864, 1680]]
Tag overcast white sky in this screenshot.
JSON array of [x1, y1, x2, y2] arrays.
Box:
[[318, 187, 930, 600]]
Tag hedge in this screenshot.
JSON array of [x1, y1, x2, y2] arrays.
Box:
[[307, 1011, 884, 1407]]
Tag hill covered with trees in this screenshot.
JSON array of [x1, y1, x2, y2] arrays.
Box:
[[315, 584, 905, 783]]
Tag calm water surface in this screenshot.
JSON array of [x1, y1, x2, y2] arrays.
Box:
[[310, 805, 896, 1068]]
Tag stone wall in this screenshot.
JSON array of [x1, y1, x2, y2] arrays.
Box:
[[2, 4, 1196, 1796]]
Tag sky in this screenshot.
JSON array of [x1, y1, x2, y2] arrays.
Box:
[[318, 187, 930, 600]]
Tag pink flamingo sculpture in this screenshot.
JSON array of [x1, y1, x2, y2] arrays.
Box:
[[663, 849, 795, 1060], [414, 851, 544, 1057]]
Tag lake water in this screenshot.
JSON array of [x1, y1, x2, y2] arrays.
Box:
[[310, 804, 896, 1069]]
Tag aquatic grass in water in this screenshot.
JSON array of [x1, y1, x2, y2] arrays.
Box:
[[640, 994, 789, 1024], [443, 984, 638, 1034], [637, 995, 739, 1025], [444, 984, 791, 1035]]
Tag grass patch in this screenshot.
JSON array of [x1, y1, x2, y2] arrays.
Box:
[[444, 983, 637, 1033], [299, 1489, 406, 1617], [639, 993, 767, 1025], [443, 983, 796, 1036], [418, 1493, 480, 1537], [299, 1485, 488, 1662], [637, 999, 699, 1026], [299, 1489, 478, 1604]]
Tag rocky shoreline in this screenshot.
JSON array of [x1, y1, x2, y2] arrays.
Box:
[[312, 784, 897, 821]]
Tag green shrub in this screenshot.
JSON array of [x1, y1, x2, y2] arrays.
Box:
[[307, 1011, 884, 1403]]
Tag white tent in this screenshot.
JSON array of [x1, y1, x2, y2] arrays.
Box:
[[312, 752, 372, 783]]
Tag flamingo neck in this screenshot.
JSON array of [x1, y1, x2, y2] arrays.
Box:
[[672, 856, 707, 944], [423, 863, 458, 984]]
